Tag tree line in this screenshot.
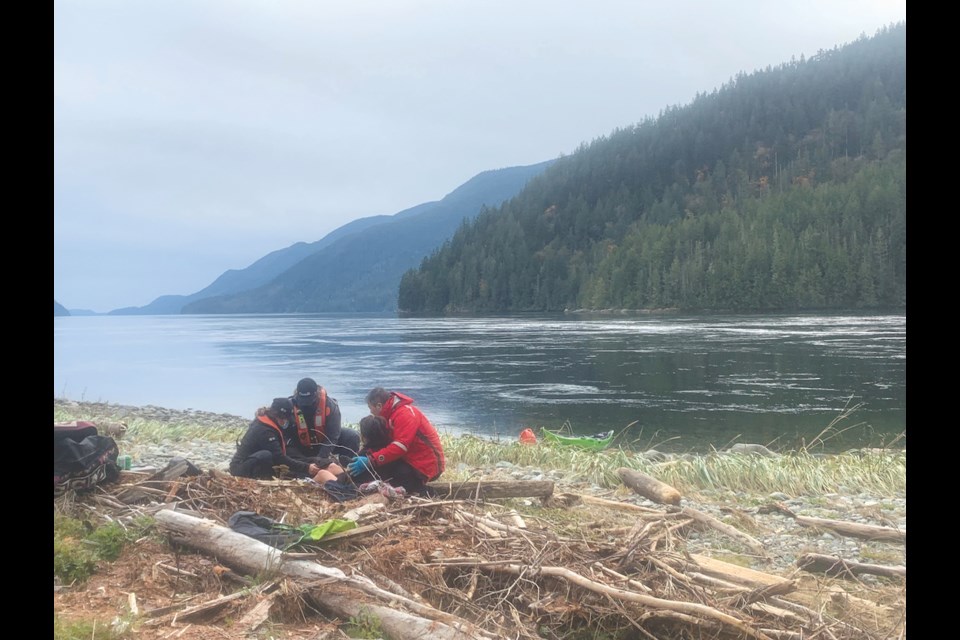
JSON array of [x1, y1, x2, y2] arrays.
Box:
[[399, 23, 906, 314]]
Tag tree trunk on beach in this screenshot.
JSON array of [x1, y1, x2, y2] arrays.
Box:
[[153, 509, 495, 640], [617, 467, 682, 505], [793, 516, 905, 543], [796, 553, 906, 579]]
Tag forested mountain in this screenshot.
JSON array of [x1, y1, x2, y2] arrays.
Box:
[[399, 24, 906, 314], [54, 300, 70, 317], [109, 211, 402, 315], [182, 161, 553, 313]]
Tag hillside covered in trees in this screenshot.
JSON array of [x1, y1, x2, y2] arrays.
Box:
[[399, 24, 906, 315]]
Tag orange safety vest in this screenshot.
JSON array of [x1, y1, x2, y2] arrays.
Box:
[[259, 416, 287, 454], [294, 387, 329, 447]]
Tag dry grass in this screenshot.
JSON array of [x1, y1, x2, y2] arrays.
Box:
[[55, 469, 906, 640], [55, 401, 906, 498]]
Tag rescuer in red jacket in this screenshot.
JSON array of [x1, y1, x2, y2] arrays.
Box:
[[346, 387, 445, 494]]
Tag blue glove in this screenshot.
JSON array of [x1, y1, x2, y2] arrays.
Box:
[[347, 456, 373, 478]]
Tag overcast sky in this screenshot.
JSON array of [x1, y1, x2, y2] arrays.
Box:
[[54, 1, 906, 313]]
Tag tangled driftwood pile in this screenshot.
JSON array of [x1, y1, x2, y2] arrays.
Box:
[[57, 460, 906, 640]]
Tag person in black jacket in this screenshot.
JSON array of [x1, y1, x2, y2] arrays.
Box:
[[287, 378, 361, 466], [230, 397, 340, 479]]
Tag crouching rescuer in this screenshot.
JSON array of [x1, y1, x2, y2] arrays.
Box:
[[289, 377, 361, 467], [346, 387, 445, 495], [230, 398, 330, 480]]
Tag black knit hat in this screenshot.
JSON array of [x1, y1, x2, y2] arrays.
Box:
[[296, 377, 319, 399], [270, 397, 294, 418]]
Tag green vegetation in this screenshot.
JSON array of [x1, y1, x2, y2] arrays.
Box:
[[53, 406, 245, 444], [441, 434, 905, 497], [53, 402, 905, 498], [860, 544, 904, 565], [657, 448, 905, 496], [343, 608, 384, 639], [54, 513, 149, 585], [399, 24, 906, 314], [54, 616, 130, 640], [119, 419, 241, 443]]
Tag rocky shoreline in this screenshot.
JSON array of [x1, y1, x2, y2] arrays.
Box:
[[54, 398, 906, 578]]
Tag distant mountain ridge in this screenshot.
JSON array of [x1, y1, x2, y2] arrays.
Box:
[[102, 161, 551, 315], [54, 300, 70, 316], [108, 208, 409, 315], [181, 161, 554, 314]]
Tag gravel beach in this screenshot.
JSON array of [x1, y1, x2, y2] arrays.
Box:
[[54, 397, 906, 577]]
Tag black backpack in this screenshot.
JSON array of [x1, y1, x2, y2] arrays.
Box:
[[54, 422, 120, 496]]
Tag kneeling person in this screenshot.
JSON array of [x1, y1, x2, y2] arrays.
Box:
[[230, 398, 341, 480], [289, 378, 361, 466], [346, 388, 445, 495]]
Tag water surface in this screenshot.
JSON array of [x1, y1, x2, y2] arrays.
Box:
[[54, 312, 906, 452]]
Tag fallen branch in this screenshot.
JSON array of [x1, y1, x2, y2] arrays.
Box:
[[564, 493, 664, 514], [141, 595, 205, 619], [427, 559, 773, 640], [796, 553, 906, 579], [144, 589, 251, 626], [680, 506, 770, 559], [687, 554, 791, 589], [426, 480, 554, 500], [237, 593, 275, 632], [454, 508, 548, 542]]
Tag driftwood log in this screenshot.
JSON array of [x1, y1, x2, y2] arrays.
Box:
[[571, 493, 663, 514], [796, 553, 906, 579], [688, 554, 791, 589], [680, 506, 770, 559], [153, 508, 496, 640], [617, 467, 682, 505], [426, 479, 554, 500], [793, 515, 906, 543]]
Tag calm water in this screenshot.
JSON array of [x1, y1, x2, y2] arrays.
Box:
[[53, 313, 905, 452]]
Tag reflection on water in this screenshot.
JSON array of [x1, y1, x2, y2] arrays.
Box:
[[54, 312, 905, 452]]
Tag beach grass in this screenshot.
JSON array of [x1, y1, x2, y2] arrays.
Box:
[[55, 403, 905, 497]]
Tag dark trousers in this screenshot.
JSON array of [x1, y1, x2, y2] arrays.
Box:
[[332, 428, 361, 462], [229, 450, 274, 479]]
